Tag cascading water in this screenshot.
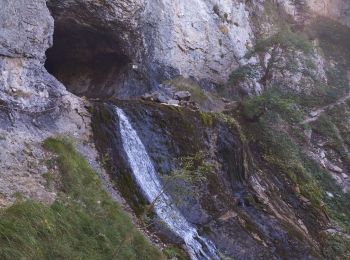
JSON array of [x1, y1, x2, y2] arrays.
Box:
[[115, 107, 219, 260]]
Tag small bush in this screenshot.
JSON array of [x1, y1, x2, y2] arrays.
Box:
[[247, 28, 313, 58], [229, 64, 258, 85], [242, 88, 303, 123]]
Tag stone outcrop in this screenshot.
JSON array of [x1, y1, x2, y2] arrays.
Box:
[[307, 0, 350, 26], [45, 0, 146, 97], [0, 0, 349, 258], [0, 0, 98, 207]]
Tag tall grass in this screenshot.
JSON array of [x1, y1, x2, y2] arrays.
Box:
[[0, 137, 162, 260]]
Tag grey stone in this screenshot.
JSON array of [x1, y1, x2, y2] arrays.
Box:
[[167, 99, 180, 106], [0, 0, 53, 61], [174, 91, 191, 101], [309, 111, 319, 117], [326, 162, 343, 173]]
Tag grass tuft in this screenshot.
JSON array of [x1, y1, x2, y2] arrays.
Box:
[[0, 137, 162, 260]]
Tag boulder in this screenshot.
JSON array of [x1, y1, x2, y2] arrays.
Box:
[[326, 162, 343, 173], [174, 91, 191, 101], [309, 111, 319, 117], [141, 92, 169, 103], [167, 99, 180, 106]]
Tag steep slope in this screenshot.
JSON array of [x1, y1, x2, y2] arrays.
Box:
[[0, 0, 349, 259]]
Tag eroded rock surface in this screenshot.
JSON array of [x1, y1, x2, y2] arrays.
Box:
[[0, 0, 99, 207]]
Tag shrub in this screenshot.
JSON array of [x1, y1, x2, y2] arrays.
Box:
[[249, 28, 313, 56], [242, 88, 303, 123], [229, 64, 258, 85]]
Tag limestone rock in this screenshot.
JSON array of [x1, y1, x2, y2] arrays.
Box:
[[174, 91, 191, 101], [0, 0, 53, 61], [167, 99, 180, 106], [326, 162, 343, 173]]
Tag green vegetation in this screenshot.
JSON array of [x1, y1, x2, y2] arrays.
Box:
[[242, 87, 303, 123], [170, 151, 214, 186], [307, 17, 350, 65], [321, 233, 350, 259], [0, 137, 162, 260], [247, 28, 313, 58], [163, 246, 187, 260], [238, 89, 350, 234], [245, 118, 322, 206], [229, 64, 258, 85], [163, 151, 215, 203], [311, 114, 350, 165]]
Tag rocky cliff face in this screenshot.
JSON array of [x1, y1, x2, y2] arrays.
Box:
[[0, 0, 349, 258], [40, 0, 350, 97], [0, 0, 95, 207]]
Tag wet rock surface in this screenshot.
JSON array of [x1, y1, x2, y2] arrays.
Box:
[[1, 0, 350, 258], [93, 101, 324, 259]]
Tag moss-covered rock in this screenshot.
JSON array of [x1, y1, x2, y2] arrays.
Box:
[[92, 100, 325, 259]]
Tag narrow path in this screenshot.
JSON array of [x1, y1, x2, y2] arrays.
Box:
[[301, 92, 350, 124]]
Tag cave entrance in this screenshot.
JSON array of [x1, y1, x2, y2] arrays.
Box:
[[45, 20, 130, 98]]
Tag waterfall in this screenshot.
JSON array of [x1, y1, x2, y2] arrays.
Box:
[[115, 107, 219, 260]]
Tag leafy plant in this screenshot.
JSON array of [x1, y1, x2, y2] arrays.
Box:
[[229, 64, 259, 85]]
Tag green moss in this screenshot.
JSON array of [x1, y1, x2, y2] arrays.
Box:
[[307, 17, 350, 66], [0, 137, 162, 260], [241, 102, 350, 233], [199, 112, 214, 127]]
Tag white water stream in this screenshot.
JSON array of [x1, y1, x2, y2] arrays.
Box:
[[115, 107, 219, 260]]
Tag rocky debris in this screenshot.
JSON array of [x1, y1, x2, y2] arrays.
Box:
[[219, 210, 238, 221], [221, 98, 231, 103], [224, 101, 240, 111], [326, 162, 343, 173], [299, 195, 312, 206], [309, 111, 319, 118], [141, 91, 200, 110], [179, 100, 199, 111], [166, 99, 180, 106], [174, 91, 191, 101], [326, 192, 334, 198], [141, 92, 168, 103]]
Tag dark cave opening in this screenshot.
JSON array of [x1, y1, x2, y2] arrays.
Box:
[[45, 20, 130, 98]]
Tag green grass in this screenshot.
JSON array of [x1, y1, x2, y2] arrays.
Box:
[[0, 137, 162, 260]]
